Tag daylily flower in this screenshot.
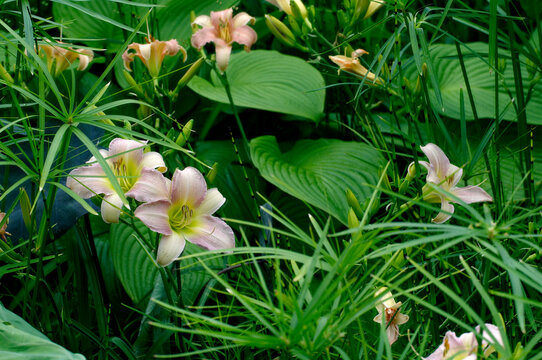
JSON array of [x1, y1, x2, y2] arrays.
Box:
[[123, 36, 186, 78], [191, 8, 257, 72], [329, 49, 383, 84], [0, 212, 11, 241], [67, 138, 167, 224], [37, 41, 93, 77], [373, 287, 409, 345], [413, 143, 493, 224], [425, 324, 503, 360], [134, 167, 235, 266], [266, 0, 308, 20]]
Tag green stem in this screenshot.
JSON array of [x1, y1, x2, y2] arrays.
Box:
[[215, 69, 248, 147]]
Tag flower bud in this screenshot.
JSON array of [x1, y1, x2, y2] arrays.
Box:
[[265, 15, 297, 47], [172, 57, 204, 99], [206, 162, 219, 183], [290, 0, 308, 22], [346, 188, 364, 218], [176, 119, 193, 146], [351, 0, 370, 23], [0, 63, 14, 84]]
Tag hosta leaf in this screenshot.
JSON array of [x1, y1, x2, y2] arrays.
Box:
[[0, 302, 85, 359], [405, 42, 542, 124], [110, 220, 159, 306], [250, 136, 383, 225], [189, 50, 326, 121]]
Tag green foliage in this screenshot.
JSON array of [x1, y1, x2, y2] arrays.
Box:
[[189, 50, 326, 121], [0, 302, 85, 359], [250, 136, 384, 225], [405, 42, 542, 123]]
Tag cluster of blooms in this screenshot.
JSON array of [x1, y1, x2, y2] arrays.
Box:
[[67, 139, 234, 266], [411, 144, 493, 223], [373, 289, 503, 359]]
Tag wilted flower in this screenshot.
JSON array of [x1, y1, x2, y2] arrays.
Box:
[[0, 212, 11, 241], [191, 8, 257, 72], [67, 138, 167, 224], [329, 49, 383, 84], [413, 143, 493, 224], [37, 41, 93, 77], [425, 324, 503, 360], [373, 287, 409, 345], [123, 36, 186, 78], [134, 167, 235, 266]]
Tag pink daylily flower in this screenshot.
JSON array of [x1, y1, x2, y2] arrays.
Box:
[[413, 143, 493, 224], [67, 138, 167, 224], [373, 287, 409, 345], [191, 8, 257, 72], [425, 324, 503, 360], [123, 36, 187, 78], [37, 41, 93, 77], [134, 167, 235, 266]]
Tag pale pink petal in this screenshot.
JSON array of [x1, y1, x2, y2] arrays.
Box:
[[395, 313, 409, 325], [122, 51, 134, 71], [446, 164, 463, 187], [191, 27, 218, 50], [233, 12, 255, 27], [386, 324, 399, 345], [210, 9, 233, 29], [196, 188, 225, 216], [67, 164, 113, 198], [451, 185, 493, 204], [192, 15, 212, 28], [141, 151, 167, 172], [423, 344, 444, 360], [108, 138, 146, 164], [420, 143, 450, 181], [185, 215, 234, 251], [432, 199, 454, 224], [232, 26, 258, 50], [101, 193, 124, 223], [164, 39, 181, 55], [215, 41, 232, 72], [171, 167, 207, 207], [157, 232, 186, 266], [134, 200, 173, 235], [87, 149, 109, 164], [77, 49, 93, 71], [476, 324, 503, 356], [373, 313, 383, 323], [125, 169, 169, 202]]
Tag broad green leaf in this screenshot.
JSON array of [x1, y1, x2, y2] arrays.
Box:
[[110, 220, 159, 306], [250, 136, 383, 225], [0, 302, 85, 359], [404, 42, 542, 124], [189, 50, 326, 121]]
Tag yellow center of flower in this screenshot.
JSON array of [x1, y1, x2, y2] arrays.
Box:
[[218, 22, 232, 43], [168, 204, 194, 232], [113, 157, 138, 191]]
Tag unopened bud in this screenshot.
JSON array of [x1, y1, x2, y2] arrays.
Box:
[[287, 15, 303, 37], [363, 0, 384, 19], [290, 0, 308, 22], [346, 189, 364, 218], [176, 119, 193, 146], [406, 162, 417, 181], [123, 70, 147, 100], [0, 63, 14, 84], [265, 15, 297, 47], [352, 0, 370, 22], [348, 207, 360, 229], [19, 188, 32, 233], [206, 163, 218, 183], [172, 57, 204, 99], [414, 75, 422, 96], [421, 62, 428, 78]]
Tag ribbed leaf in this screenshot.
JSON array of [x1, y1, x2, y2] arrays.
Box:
[[250, 136, 383, 225], [405, 42, 542, 123], [110, 220, 158, 306], [0, 302, 85, 359], [189, 50, 326, 121]]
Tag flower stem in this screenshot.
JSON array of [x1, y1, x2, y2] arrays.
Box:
[[218, 70, 249, 149]]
